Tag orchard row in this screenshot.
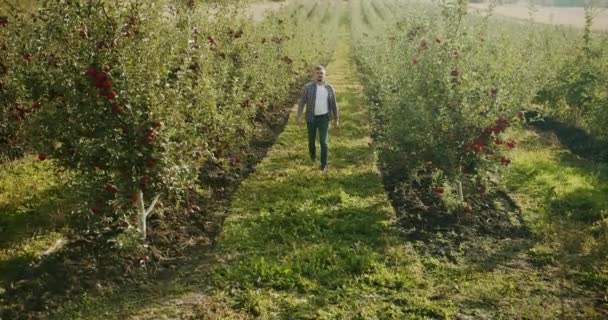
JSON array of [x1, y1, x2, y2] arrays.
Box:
[[352, 0, 607, 206], [0, 0, 338, 235]]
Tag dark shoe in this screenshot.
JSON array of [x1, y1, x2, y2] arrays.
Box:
[[320, 164, 328, 173]]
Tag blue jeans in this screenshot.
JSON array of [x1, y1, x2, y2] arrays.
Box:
[[307, 113, 329, 166]]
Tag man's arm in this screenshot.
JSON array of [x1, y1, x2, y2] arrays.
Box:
[[330, 85, 339, 123]]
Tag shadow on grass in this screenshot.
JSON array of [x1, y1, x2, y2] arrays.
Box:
[[464, 237, 536, 273], [0, 255, 32, 283], [526, 112, 608, 162], [0, 183, 76, 247], [0, 173, 86, 291], [547, 187, 608, 223], [1, 239, 142, 319]]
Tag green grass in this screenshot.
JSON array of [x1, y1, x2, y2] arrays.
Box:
[[503, 128, 608, 291], [0, 156, 78, 286], [505, 129, 608, 224]]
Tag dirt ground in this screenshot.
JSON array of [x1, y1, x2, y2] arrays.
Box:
[[470, 2, 608, 31]]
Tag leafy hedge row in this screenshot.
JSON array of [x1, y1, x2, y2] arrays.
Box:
[[352, 0, 563, 207], [0, 0, 336, 236]]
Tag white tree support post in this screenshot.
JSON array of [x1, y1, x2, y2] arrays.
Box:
[[457, 181, 464, 202], [41, 237, 67, 257], [137, 190, 160, 240]]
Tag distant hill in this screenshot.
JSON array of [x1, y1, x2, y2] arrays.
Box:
[[470, 0, 607, 8]]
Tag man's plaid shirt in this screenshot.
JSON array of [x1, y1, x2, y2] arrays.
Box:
[[297, 81, 339, 123]]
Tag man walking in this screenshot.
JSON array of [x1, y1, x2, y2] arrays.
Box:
[[297, 65, 339, 172]]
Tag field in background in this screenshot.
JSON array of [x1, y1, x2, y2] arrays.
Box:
[[470, 2, 608, 30], [247, 0, 288, 21]]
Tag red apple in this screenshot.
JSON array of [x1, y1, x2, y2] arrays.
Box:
[[96, 72, 107, 81], [144, 129, 156, 144], [86, 67, 97, 78], [112, 104, 124, 114]]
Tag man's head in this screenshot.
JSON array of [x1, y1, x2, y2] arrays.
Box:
[[314, 65, 326, 83]]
